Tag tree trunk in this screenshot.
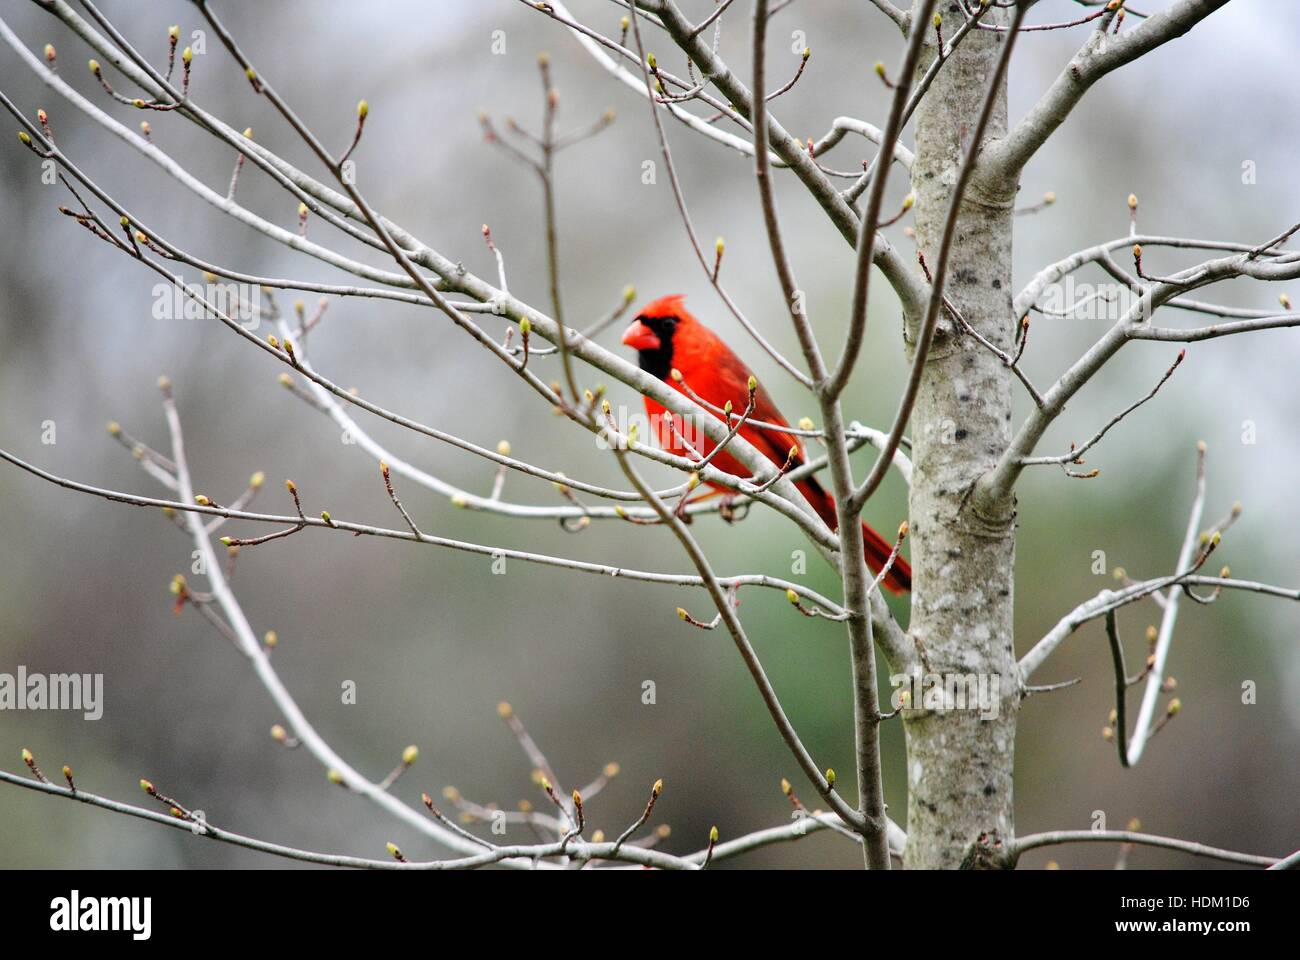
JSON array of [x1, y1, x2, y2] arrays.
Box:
[[902, 1, 1020, 870]]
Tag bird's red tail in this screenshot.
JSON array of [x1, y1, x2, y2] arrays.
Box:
[[797, 478, 911, 594]]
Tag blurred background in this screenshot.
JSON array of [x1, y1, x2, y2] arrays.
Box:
[[1, 1, 1296, 869]]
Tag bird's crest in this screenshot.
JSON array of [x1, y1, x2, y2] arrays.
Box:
[[637, 293, 691, 322]]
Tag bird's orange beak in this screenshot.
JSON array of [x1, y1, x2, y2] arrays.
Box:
[[621, 319, 661, 352]]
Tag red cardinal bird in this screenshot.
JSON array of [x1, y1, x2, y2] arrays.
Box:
[[621, 294, 910, 593]]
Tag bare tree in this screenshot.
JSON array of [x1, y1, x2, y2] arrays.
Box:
[[1, 0, 1297, 870]]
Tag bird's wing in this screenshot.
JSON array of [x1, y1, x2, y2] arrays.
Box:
[[677, 330, 806, 466]]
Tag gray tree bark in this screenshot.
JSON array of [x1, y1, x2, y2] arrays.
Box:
[[902, 1, 1020, 870]]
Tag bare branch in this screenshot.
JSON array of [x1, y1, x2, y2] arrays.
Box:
[[977, 243, 1300, 510], [749, 0, 831, 386], [1124, 442, 1206, 765], [0, 445, 845, 615], [813, 116, 916, 176], [826, 0, 938, 400], [1127, 312, 1300, 342], [611, 446, 873, 841], [649, 0, 928, 318], [1008, 829, 1279, 868], [7, 7, 850, 555], [0, 766, 859, 870], [865, 0, 910, 34], [1019, 556, 1299, 686], [149, 384, 515, 861], [978, 0, 1232, 186], [626, 2, 813, 385], [1019, 349, 1184, 472], [851, 0, 1028, 513], [1105, 610, 1134, 767]]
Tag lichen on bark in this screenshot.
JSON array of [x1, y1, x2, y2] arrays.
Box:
[[901, 0, 1020, 870]]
